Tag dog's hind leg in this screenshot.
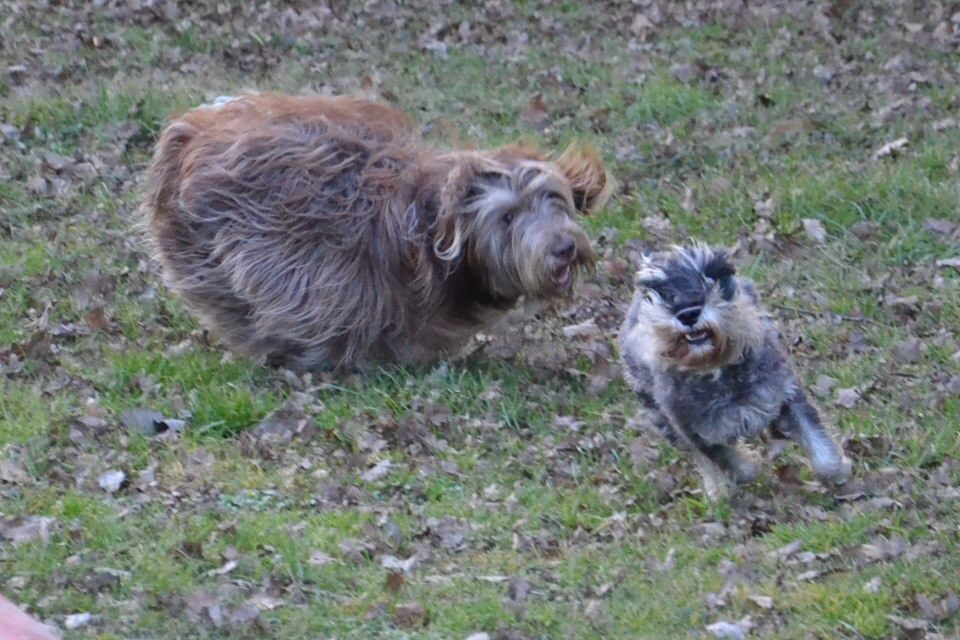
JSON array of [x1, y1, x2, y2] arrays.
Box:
[[777, 387, 852, 484]]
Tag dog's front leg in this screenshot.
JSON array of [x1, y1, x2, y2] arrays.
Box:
[[694, 439, 759, 486], [777, 386, 852, 484], [661, 416, 735, 501]]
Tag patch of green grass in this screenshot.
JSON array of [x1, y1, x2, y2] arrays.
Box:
[[97, 349, 280, 436], [627, 73, 720, 126], [0, 381, 60, 446]]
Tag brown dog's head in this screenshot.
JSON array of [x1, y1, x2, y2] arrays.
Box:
[[434, 142, 611, 301]]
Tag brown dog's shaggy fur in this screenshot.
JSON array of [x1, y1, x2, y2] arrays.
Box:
[[143, 93, 611, 370]]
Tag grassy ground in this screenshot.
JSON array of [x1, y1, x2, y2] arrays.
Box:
[[1, 1, 958, 638]]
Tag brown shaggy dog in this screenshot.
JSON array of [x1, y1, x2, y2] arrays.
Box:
[[143, 93, 611, 370]]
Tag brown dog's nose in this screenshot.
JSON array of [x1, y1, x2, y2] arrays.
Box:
[[552, 237, 576, 262]]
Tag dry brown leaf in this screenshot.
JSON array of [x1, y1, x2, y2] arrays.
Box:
[[521, 94, 549, 128], [0, 516, 57, 545], [872, 137, 908, 160], [836, 388, 861, 409], [753, 192, 776, 219], [802, 218, 828, 244], [630, 13, 655, 39], [393, 602, 428, 628]]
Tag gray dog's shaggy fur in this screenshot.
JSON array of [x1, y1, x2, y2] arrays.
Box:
[[143, 93, 611, 370], [620, 244, 851, 499]]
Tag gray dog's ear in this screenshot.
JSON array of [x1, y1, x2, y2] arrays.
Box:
[[636, 253, 666, 286], [556, 142, 613, 215]]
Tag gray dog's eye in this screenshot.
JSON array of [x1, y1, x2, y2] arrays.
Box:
[[502, 212, 515, 224]]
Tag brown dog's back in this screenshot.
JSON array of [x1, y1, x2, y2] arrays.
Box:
[[143, 95, 430, 367]]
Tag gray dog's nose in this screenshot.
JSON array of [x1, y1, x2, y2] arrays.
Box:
[[676, 306, 702, 327], [552, 237, 576, 262]]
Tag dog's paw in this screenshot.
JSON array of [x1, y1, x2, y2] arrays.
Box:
[[811, 454, 853, 485], [732, 459, 760, 485], [700, 470, 735, 502], [728, 447, 760, 485]]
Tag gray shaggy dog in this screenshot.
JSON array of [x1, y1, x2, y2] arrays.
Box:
[[619, 244, 851, 499], [143, 93, 611, 371]]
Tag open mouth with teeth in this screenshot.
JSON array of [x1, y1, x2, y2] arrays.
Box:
[[552, 264, 573, 289], [682, 329, 712, 346]]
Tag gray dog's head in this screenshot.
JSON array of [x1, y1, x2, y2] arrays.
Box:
[[433, 143, 611, 301], [630, 244, 765, 372]]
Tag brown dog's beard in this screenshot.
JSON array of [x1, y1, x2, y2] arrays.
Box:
[[459, 170, 596, 302], [513, 243, 594, 301]]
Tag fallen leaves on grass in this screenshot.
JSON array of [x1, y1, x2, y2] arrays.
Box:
[[0, 516, 57, 545], [0, 457, 31, 485], [393, 602, 428, 629], [836, 387, 862, 408], [705, 618, 751, 639], [120, 408, 186, 437], [97, 470, 127, 493], [361, 458, 393, 482], [520, 94, 550, 129], [801, 218, 828, 244], [872, 137, 908, 160]]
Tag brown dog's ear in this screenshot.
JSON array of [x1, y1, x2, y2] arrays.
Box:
[[434, 155, 488, 261], [556, 142, 613, 215]]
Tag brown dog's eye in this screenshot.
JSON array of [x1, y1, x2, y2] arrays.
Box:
[[547, 191, 566, 204], [502, 212, 515, 224]]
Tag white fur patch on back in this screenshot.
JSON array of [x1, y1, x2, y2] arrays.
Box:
[[196, 95, 243, 110]]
